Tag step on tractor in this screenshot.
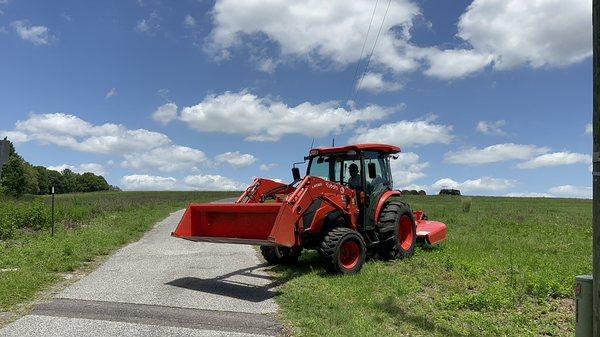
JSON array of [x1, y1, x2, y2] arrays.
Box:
[[172, 144, 447, 274]]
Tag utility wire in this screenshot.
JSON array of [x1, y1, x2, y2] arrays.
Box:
[[346, 0, 379, 104], [353, 0, 392, 100]]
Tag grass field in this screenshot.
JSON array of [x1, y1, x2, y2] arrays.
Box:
[[272, 196, 592, 337], [0, 191, 238, 312]]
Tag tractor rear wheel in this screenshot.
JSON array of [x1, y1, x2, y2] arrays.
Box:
[[375, 201, 416, 260], [260, 245, 301, 265], [319, 227, 366, 274]]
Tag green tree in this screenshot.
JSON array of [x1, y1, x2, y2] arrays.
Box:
[[1, 155, 26, 197], [34, 166, 50, 194], [23, 163, 39, 195], [77, 172, 110, 192], [47, 169, 64, 194], [61, 169, 79, 193]]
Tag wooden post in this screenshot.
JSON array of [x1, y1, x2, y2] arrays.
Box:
[[593, 0, 599, 335]]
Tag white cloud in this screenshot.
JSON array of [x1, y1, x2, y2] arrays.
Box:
[[152, 103, 178, 125], [456, 0, 592, 70], [179, 90, 392, 141], [586, 123, 593, 135], [356, 72, 402, 93], [215, 151, 257, 168], [444, 143, 549, 165], [431, 176, 516, 193], [257, 58, 279, 74], [47, 163, 107, 176], [506, 192, 552, 198], [476, 120, 506, 136], [183, 174, 245, 191], [11, 20, 52, 45], [121, 145, 207, 172], [207, 0, 421, 73], [350, 117, 454, 147], [105, 88, 117, 99], [12, 113, 171, 154], [184, 14, 196, 28], [0, 130, 29, 143], [423, 49, 493, 79], [517, 152, 591, 169], [259, 163, 279, 171], [121, 174, 177, 191], [548, 185, 592, 199], [390, 152, 429, 186], [135, 12, 160, 34]]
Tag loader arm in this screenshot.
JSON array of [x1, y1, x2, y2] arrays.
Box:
[[236, 178, 295, 203], [268, 176, 359, 247]]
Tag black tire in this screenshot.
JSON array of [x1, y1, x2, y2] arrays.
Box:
[[319, 227, 366, 274], [375, 201, 417, 260], [260, 245, 302, 265]]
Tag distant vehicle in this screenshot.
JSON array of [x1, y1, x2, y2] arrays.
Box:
[[439, 188, 461, 196]]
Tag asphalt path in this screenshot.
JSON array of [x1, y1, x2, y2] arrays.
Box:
[[0, 201, 283, 337]]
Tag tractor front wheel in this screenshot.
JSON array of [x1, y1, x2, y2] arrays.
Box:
[[260, 245, 301, 265], [375, 201, 417, 260], [320, 227, 366, 274]]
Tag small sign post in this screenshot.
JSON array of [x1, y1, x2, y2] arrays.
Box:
[[51, 186, 55, 237]]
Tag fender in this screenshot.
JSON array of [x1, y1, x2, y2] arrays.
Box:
[[374, 190, 402, 222]]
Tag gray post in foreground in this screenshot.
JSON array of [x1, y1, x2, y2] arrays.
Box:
[[594, 0, 600, 335]]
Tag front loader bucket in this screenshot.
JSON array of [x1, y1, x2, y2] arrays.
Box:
[[171, 203, 289, 246]]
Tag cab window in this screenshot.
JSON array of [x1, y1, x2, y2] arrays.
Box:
[[363, 151, 390, 191]]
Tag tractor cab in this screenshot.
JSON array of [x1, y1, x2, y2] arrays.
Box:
[[297, 144, 400, 228]]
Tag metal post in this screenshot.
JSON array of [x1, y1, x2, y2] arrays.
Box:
[[593, 0, 600, 335], [51, 186, 55, 237]]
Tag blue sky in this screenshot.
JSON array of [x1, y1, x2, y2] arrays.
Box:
[[0, 0, 593, 197]]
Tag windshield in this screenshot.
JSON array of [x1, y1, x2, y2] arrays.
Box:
[[307, 154, 360, 186]]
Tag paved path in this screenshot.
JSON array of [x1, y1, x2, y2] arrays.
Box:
[[0, 207, 283, 337]]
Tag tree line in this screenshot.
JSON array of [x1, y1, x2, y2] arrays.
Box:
[[0, 140, 118, 198]]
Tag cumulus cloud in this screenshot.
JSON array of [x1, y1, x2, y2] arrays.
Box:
[[350, 117, 454, 147], [183, 174, 245, 190], [476, 120, 506, 136], [390, 152, 429, 186], [356, 72, 402, 93], [11, 20, 53, 45], [152, 103, 178, 125], [517, 152, 591, 169], [548, 185, 592, 199], [3, 113, 212, 173], [506, 192, 552, 198], [179, 90, 393, 141], [204, 0, 591, 80], [121, 174, 177, 191], [135, 11, 160, 34], [215, 151, 257, 168], [444, 143, 549, 165], [47, 163, 107, 176], [586, 123, 593, 135], [431, 176, 516, 193], [423, 49, 493, 79], [121, 145, 207, 172], [457, 0, 592, 70], [259, 163, 279, 171], [207, 0, 421, 73], [105, 88, 117, 99]]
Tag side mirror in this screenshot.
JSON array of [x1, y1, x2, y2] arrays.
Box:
[[368, 163, 377, 179], [292, 167, 301, 181]]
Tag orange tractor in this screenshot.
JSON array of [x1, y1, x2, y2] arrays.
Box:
[[172, 144, 446, 274]]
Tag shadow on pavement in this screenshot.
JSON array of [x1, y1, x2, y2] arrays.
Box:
[[166, 264, 285, 302]]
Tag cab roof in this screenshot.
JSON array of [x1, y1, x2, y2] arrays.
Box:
[[310, 143, 401, 155]]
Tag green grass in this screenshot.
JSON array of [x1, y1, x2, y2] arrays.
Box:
[[0, 191, 238, 311], [272, 196, 591, 337]]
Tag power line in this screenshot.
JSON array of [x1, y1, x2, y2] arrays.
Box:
[[353, 0, 392, 100], [346, 0, 379, 103]]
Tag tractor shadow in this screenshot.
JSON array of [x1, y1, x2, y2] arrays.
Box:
[[166, 263, 286, 302]]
